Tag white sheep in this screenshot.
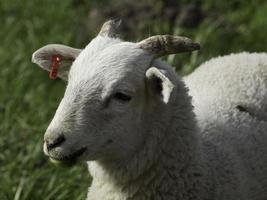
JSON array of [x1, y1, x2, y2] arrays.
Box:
[[32, 20, 267, 200]]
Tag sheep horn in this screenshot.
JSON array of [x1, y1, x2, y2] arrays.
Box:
[[98, 19, 121, 37], [138, 35, 200, 57]]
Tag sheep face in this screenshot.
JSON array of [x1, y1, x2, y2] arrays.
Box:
[[44, 43, 157, 165], [32, 20, 200, 165]]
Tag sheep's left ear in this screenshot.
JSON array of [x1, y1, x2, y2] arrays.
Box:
[[145, 67, 175, 104], [32, 44, 82, 81]]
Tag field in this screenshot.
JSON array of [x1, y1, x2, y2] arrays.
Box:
[[0, 0, 266, 199]]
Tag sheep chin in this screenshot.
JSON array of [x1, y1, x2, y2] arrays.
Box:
[[49, 147, 87, 167], [49, 157, 77, 167]]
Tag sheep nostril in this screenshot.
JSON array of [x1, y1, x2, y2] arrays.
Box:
[[46, 134, 66, 151]]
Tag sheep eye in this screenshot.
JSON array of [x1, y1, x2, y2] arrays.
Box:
[[114, 92, 132, 102]]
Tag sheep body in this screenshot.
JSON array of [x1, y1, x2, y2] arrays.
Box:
[[184, 52, 267, 200]]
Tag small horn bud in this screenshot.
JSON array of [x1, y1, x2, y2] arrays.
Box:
[[98, 19, 121, 37]]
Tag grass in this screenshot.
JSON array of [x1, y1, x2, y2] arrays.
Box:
[[0, 1, 90, 199], [0, 0, 266, 199]]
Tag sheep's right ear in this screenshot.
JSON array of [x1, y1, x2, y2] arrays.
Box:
[[145, 67, 174, 104], [32, 44, 82, 81]]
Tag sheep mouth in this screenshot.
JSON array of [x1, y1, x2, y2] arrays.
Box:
[[49, 147, 87, 166]]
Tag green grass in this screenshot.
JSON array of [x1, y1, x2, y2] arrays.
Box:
[[0, 0, 266, 199], [0, 1, 90, 199]]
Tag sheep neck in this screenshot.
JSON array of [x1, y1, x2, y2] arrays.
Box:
[[87, 91, 208, 199]]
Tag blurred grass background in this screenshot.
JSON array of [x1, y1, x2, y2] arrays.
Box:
[[0, 0, 266, 199]]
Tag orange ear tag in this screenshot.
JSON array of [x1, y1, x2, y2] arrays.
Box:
[[49, 55, 62, 79]]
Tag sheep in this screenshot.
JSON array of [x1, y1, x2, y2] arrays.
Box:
[[32, 20, 267, 200]]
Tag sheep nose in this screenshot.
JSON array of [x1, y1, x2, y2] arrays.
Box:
[[45, 134, 66, 151]]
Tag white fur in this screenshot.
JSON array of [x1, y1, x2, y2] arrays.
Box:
[[33, 32, 267, 199]]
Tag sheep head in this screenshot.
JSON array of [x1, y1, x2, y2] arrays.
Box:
[[32, 20, 200, 166]]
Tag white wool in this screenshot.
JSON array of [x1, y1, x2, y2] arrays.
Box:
[[184, 52, 267, 199]]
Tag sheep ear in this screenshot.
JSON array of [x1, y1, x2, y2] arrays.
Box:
[[32, 44, 81, 81], [146, 67, 174, 104]]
